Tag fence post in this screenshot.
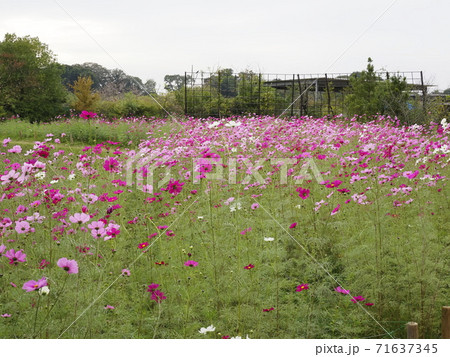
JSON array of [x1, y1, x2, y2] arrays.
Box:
[[290, 74, 295, 117], [325, 73, 333, 116], [406, 322, 419, 339], [420, 71, 427, 115], [184, 72, 188, 117], [442, 306, 450, 338], [258, 73, 262, 116], [217, 70, 221, 118]]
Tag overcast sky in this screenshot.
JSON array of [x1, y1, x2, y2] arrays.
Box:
[[1, 0, 449, 91]]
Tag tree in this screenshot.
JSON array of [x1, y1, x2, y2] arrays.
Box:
[[0, 33, 67, 122], [164, 74, 186, 92], [344, 58, 410, 121], [443, 88, 450, 95], [70, 76, 100, 112]]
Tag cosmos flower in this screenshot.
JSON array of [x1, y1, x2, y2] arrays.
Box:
[[296, 283, 309, 292], [57, 257, 79, 274], [4, 249, 26, 265], [22, 277, 48, 292], [335, 286, 350, 294], [199, 325, 216, 334], [69, 213, 90, 225], [351, 295, 365, 303], [184, 260, 198, 267], [296, 187, 310, 200]]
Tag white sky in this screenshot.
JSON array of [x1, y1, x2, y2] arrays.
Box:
[[1, 0, 449, 91]]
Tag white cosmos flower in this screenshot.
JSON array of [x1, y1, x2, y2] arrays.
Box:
[[264, 237, 274, 242], [67, 174, 76, 180], [208, 121, 221, 129], [50, 179, 59, 184], [35, 172, 46, 180], [199, 325, 216, 334], [39, 286, 50, 296], [224, 120, 241, 127]]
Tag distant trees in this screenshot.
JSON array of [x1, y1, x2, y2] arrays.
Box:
[[0, 33, 67, 122], [62, 62, 156, 99], [345, 58, 410, 121], [71, 76, 100, 112]]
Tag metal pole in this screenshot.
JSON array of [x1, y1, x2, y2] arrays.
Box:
[[290, 74, 295, 117], [325, 73, 333, 115], [217, 70, 221, 118], [420, 71, 427, 115], [258, 73, 262, 116], [184, 72, 188, 117]]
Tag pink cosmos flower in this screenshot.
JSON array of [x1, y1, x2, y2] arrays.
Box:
[[166, 179, 184, 195], [1, 169, 20, 185], [138, 242, 149, 249], [296, 187, 310, 200], [57, 257, 79, 274], [331, 204, 341, 216], [326, 180, 343, 188], [150, 290, 167, 303], [8, 145, 22, 154], [0, 244, 6, 256], [251, 203, 259, 210], [104, 305, 115, 310], [80, 111, 97, 120], [351, 295, 365, 303], [22, 277, 48, 292], [15, 221, 31, 234], [184, 260, 198, 267], [4, 249, 26, 265], [69, 212, 90, 225], [1, 314, 11, 318], [334, 286, 350, 294], [103, 157, 120, 172], [296, 283, 309, 292], [121, 269, 131, 276], [147, 283, 160, 292]]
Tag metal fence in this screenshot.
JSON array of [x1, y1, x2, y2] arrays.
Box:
[[183, 70, 428, 118]]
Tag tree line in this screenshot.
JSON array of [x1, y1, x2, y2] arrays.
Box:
[[1, 33, 448, 123]]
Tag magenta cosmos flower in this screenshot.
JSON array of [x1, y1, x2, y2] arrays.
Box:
[[166, 179, 184, 195], [57, 257, 79, 274], [22, 277, 48, 292], [335, 286, 350, 294], [351, 295, 365, 303], [296, 283, 309, 292], [289, 222, 297, 229], [331, 204, 341, 216], [296, 187, 310, 200], [103, 157, 120, 172], [4, 249, 26, 265], [244, 264, 255, 270], [326, 180, 343, 188], [184, 260, 198, 267]]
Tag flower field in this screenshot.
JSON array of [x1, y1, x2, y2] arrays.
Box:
[[0, 115, 449, 339]]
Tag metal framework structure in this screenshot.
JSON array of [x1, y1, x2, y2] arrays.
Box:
[[183, 70, 429, 118]]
